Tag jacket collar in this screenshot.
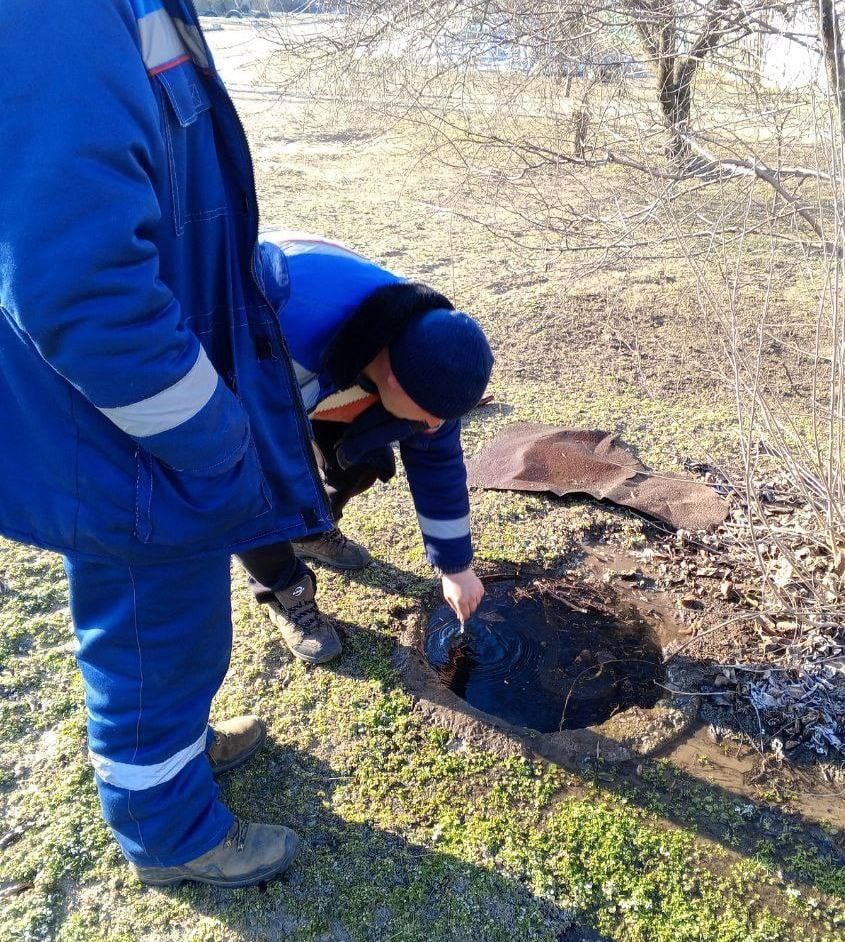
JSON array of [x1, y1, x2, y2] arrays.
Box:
[[321, 281, 453, 389]]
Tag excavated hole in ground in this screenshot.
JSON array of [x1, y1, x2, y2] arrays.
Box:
[[423, 573, 665, 734], [397, 550, 701, 765]]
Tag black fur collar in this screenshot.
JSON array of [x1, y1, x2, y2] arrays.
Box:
[[321, 281, 454, 389]]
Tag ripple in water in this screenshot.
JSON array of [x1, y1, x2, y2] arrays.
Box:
[[423, 581, 664, 733]]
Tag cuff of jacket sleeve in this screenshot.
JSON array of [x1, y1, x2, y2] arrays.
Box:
[[425, 535, 474, 576], [434, 558, 475, 576], [133, 379, 251, 473]]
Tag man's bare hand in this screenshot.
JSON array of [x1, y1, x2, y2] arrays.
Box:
[[441, 568, 485, 623]]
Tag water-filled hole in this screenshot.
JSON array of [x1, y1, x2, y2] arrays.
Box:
[[423, 576, 665, 733]]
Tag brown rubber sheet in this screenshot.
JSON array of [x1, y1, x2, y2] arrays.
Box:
[[466, 424, 728, 531]]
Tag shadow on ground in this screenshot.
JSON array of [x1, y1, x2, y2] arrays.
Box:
[[169, 745, 606, 942]]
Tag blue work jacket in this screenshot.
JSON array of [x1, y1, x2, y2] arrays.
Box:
[[258, 232, 475, 575], [0, 0, 331, 561]]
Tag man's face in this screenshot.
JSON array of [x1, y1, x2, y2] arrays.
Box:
[[379, 374, 444, 431]]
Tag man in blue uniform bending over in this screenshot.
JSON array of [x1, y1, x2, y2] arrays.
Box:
[[239, 230, 493, 664]]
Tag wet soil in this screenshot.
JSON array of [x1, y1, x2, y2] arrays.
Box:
[[398, 549, 845, 834], [423, 579, 664, 734], [397, 550, 700, 765]]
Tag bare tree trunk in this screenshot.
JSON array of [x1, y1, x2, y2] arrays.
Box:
[[629, 0, 735, 171], [631, 3, 696, 166], [573, 107, 589, 156], [819, 0, 845, 144], [655, 22, 696, 164]]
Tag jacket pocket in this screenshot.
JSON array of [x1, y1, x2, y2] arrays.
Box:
[[156, 60, 228, 236], [134, 438, 272, 546]]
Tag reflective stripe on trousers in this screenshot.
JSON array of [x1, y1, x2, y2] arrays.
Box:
[[63, 552, 235, 867]]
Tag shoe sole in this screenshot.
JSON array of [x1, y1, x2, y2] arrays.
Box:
[[290, 545, 372, 571], [137, 833, 300, 889], [287, 644, 342, 665], [209, 722, 267, 776]]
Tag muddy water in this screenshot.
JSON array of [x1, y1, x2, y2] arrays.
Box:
[[423, 579, 664, 733]]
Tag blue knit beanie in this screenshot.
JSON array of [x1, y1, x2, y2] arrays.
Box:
[[389, 308, 494, 421]]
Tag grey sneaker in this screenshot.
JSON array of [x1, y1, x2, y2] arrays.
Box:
[[268, 571, 342, 664], [131, 818, 299, 888], [291, 526, 372, 571]]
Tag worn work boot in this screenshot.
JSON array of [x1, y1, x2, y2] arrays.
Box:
[[207, 715, 266, 776], [268, 570, 342, 664], [290, 526, 372, 571], [131, 818, 299, 889]]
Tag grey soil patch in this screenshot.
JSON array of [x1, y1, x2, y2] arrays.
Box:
[[395, 548, 699, 766]]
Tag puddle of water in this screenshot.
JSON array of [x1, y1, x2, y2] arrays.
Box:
[[665, 727, 845, 831], [423, 579, 664, 734]]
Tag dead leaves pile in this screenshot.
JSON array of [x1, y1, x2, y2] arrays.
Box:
[[632, 461, 845, 760]]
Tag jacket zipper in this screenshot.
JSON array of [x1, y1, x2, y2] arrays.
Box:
[[185, 1, 329, 523]]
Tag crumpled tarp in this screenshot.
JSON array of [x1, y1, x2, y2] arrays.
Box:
[[466, 424, 728, 531]]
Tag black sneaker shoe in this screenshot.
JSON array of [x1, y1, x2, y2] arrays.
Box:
[[290, 526, 372, 571], [131, 818, 299, 889], [268, 570, 342, 664]]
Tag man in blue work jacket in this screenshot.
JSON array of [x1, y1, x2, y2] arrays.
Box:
[[0, 0, 336, 888], [0, 2, 491, 889], [240, 231, 493, 664]]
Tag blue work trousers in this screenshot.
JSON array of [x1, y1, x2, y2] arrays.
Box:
[[64, 553, 235, 867]]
